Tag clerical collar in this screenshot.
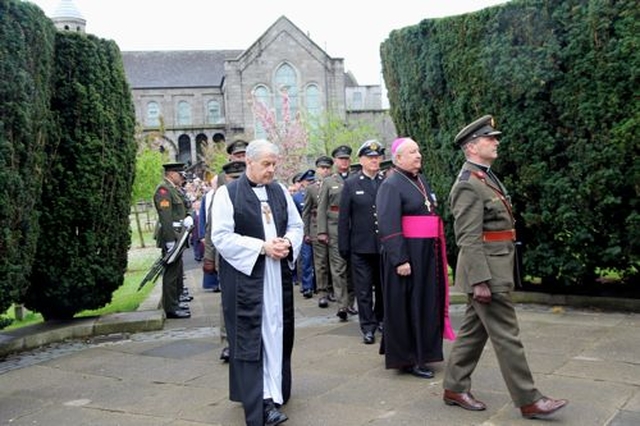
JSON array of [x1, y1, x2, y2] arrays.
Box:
[[247, 179, 264, 188], [339, 172, 349, 180]]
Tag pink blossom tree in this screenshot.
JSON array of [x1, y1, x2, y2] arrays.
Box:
[[250, 88, 309, 182]]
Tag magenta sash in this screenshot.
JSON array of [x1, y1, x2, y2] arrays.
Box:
[[401, 215, 456, 341]]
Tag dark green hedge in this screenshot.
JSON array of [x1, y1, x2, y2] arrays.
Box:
[[24, 32, 137, 320], [381, 0, 639, 286], [0, 0, 56, 316]]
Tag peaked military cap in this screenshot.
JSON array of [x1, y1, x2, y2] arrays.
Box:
[[454, 115, 502, 147], [300, 169, 316, 181], [163, 162, 186, 172], [291, 171, 304, 184], [331, 145, 352, 159], [357, 139, 385, 157], [226, 138, 249, 155], [222, 160, 246, 178], [315, 155, 334, 167]]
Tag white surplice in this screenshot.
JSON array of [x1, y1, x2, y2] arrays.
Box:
[[210, 183, 303, 404]]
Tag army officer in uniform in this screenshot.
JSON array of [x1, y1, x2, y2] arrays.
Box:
[[153, 162, 194, 319], [443, 115, 568, 419]]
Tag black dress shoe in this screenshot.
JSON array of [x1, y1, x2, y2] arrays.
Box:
[[178, 302, 190, 309], [179, 294, 194, 302], [318, 297, 329, 308], [219, 346, 230, 362], [363, 331, 375, 344], [264, 399, 288, 426], [347, 306, 358, 315], [211, 286, 221, 293], [302, 289, 313, 299], [165, 310, 191, 319], [336, 308, 348, 321], [327, 293, 337, 302], [403, 365, 434, 379]]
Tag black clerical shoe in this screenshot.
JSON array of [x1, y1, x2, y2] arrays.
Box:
[[336, 308, 348, 322], [363, 331, 375, 344], [403, 365, 434, 379], [318, 297, 329, 308], [264, 399, 288, 426], [165, 310, 191, 319], [219, 347, 230, 363]]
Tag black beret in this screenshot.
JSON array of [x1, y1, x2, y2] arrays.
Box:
[[331, 145, 352, 159], [357, 139, 385, 157], [226, 138, 249, 155], [162, 162, 186, 172], [454, 115, 502, 147], [222, 160, 246, 178], [315, 155, 334, 167]]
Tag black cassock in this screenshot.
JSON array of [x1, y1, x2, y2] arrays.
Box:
[[375, 168, 448, 369]]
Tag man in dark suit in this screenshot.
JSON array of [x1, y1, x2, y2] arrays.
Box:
[[338, 140, 385, 344], [443, 115, 568, 419]]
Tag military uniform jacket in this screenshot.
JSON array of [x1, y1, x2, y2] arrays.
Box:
[[153, 178, 188, 245], [302, 179, 322, 238], [317, 172, 348, 237], [448, 161, 515, 294], [338, 171, 383, 255]]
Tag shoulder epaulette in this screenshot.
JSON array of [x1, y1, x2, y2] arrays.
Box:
[[458, 169, 471, 182]]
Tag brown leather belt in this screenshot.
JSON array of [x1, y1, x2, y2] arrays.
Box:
[[329, 206, 340, 212], [483, 229, 516, 242]]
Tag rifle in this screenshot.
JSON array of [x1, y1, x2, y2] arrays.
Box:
[[138, 223, 194, 291]]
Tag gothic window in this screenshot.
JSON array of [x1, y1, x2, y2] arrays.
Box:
[[207, 100, 221, 124], [146, 101, 160, 127], [253, 86, 270, 140], [305, 84, 322, 117], [275, 63, 298, 121], [177, 101, 191, 126]]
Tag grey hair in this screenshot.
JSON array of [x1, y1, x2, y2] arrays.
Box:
[[246, 139, 279, 160]]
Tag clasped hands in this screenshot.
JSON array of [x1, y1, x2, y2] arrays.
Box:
[[263, 237, 291, 260]]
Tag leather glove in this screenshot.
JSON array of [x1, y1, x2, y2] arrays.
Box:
[[183, 215, 194, 228], [165, 241, 176, 251]]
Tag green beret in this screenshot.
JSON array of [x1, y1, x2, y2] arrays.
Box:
[[454, 115, 502, 147]]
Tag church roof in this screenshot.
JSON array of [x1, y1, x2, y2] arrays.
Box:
[[52, 0, 84, 20], [121, 50, 243, 89]]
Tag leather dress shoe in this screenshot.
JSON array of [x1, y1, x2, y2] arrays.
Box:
[[443, 390, 487, 411], [180, 294, 194, 302], [520, 397, 568, 419], [178, 302, 190, 309], [336, 308, 348, 321], [363, 331, 375, 344], [302, 289, 313, 299], [346, 306, 358, 315], [318, 297, 329, 308], [219, 346, 230, 362], [211, 286, 221, 293], [327, 293, 337, 302], [165, 310, 191, 319], [264, 399, 288, 426], [403, 365, 434, 379]]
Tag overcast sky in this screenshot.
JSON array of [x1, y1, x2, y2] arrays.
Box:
[[29, 0, 510, 86]]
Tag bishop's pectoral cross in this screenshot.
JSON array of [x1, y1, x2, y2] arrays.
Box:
[[262, 203, 272, 224]]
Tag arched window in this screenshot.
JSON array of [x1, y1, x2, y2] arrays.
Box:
[[305, 84, 321, 117], [253, 86, 271, 140], [206, 100, 221, 124], [275, 63, 298, 121], [178, 134, 191, 164], [146, 101, 160, 127], [177, 101, 191, 126]]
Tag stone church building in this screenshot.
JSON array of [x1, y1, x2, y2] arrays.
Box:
[[49, 1, 396, 167]]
